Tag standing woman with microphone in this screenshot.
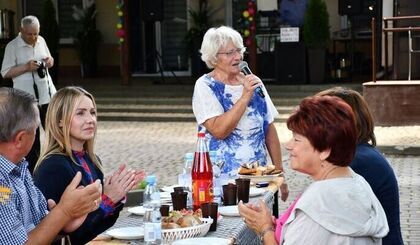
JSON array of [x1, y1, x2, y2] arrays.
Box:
[[192, 26, 288, 201]]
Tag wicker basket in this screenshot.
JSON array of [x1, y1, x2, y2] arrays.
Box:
[[162, 218, 213, 243]]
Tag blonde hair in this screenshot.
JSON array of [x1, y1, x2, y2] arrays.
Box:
[[35, 86, 102, 172]]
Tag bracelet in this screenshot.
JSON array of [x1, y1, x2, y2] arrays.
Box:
[[259, 226, 275, 242]]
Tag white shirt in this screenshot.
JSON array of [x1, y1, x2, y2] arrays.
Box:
[[281, 171, 389, 244], [1, 34, 56, 105]]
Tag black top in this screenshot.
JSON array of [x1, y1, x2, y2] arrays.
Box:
[[351, 143, 403, 245], [33, 153, 123, 245]]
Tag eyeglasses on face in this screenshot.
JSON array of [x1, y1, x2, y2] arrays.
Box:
[[217, 47, 246, 57]]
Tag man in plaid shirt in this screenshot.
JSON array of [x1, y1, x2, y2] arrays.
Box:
[[0, 87, 102, 244]]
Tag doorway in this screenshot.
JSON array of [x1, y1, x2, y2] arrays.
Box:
[[128, 0, 189, 76]]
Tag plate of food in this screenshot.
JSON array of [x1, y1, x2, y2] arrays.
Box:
[[237, 162, 283, 183], [106, 226, 144, 240], [161, 209, 213, 243]]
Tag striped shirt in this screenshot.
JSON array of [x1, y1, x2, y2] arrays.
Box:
[[0, 155, 48, 244]]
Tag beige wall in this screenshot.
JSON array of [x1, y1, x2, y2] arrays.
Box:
[[0, 0, 20, 35]]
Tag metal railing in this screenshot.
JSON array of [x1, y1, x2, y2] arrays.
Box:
[[373, 16, 420, 82]]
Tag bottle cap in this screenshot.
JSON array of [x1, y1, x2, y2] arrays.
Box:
[[197, 132, 205, 137], [185, 152, 194, 160], [146, 175, 156, 184]]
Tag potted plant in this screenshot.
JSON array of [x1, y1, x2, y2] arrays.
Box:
[[184, 0, 212, 78], [72, 2, 101, 78], [303, 0, 330, 84], [40, 0, 60, 85]]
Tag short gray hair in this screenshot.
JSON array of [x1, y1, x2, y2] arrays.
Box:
[[21, 15, 40, 29], [200, 26, 244, 69], [0, 88, 40, 142]]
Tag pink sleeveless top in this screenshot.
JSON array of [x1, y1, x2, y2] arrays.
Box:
[[275, 195, 301, 243]]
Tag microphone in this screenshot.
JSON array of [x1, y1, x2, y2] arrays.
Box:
[[238, 61, 265, 98]]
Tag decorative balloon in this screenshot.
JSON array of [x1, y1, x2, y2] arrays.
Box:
[[239, 0, 257, 50], [115, 1, 125, 46], [116, 29, 125, 38]]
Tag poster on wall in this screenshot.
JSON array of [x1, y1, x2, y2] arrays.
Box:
[[280, 27, 299, 42]]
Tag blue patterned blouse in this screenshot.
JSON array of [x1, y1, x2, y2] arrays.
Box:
[[192, 74, 278, 173]]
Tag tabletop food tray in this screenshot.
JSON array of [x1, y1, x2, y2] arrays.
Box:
[[162, 217, 213, 243]]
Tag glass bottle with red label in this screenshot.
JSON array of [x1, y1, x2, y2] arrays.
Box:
[[191, 132, 213, 210]]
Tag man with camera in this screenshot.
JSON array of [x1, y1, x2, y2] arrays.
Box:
[[1, 15, 56, 173]]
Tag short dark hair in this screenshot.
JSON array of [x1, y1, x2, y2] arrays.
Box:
[[287, 96, 357, 166], [0, 87, 39, 142]]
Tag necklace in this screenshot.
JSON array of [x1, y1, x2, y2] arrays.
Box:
[[322, 166, 340, 180]]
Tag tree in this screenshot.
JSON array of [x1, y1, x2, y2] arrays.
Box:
[[303, 0, 330, 49]]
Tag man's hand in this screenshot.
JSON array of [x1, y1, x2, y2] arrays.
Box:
[[47, 199, 87, 233], [26, 60, 39, 72], [43, 57, 54, 68], [55, 172, 102, 221]]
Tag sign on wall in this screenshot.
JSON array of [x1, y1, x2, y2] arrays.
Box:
[[280, 27, 299, 42]]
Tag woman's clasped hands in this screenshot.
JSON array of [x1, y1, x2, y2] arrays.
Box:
[[103, 164, 145, 203], [238, 199, 275, 235]]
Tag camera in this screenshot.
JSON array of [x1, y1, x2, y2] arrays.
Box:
[[35, 60, 47, 78]]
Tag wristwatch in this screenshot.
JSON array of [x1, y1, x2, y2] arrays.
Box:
[[259, 226, 275, 242]]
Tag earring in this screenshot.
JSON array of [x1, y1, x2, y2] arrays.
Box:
[[320, 159, 325, 168]]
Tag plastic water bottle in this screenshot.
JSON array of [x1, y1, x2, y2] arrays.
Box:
[[183, 152, 194, 175], [143, 175, 162, 244], [182, 152, 194, 208], [210, 151, 222, 204]]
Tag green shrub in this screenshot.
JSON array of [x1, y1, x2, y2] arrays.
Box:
[[303, 0, 330, 49]]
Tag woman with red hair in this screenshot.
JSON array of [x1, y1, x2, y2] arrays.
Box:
[[239, 96, 389, 244]]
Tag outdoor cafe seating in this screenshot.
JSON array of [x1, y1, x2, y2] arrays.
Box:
[[88, 177, 283, 244]]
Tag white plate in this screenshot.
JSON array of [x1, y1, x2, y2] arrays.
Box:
[[249, 187, 266, 197], [237, 173, 282, 183], [172, 237, 232, 245], [106, 226, 144, 240], [127, 206, 146, 215], [218, 205, 240, 217]]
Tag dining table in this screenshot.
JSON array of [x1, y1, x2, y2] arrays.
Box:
[[88, 177, 284, 245]]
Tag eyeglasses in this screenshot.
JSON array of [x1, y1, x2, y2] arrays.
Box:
[[217, 47, 246, 57]]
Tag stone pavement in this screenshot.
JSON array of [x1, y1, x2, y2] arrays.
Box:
[[95, 121, 420, 244]]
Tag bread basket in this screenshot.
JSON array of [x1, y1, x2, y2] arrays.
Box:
[[162, 217, 213, 243]]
